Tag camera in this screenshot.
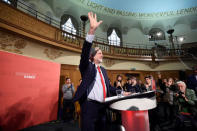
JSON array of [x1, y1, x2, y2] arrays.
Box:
[[178, 91, 184, 96]]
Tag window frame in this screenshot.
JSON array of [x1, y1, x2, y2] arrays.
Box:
[[108, 29, 121, 46], [61, 18, 77, 39]]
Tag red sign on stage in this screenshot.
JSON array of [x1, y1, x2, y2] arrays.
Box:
[[0, 51, 60, 131]]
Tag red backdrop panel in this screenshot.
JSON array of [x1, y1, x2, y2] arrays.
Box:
[[0, 51, 60, 131]]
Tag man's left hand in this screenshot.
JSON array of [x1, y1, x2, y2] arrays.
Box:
[[123, 91, 131, 96]]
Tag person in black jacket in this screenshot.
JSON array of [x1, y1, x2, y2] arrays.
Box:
[[187, 66, 197, 95], [125, 76, 140, 93], [73, 12, 129, 131], [158, 74, 178, 122]]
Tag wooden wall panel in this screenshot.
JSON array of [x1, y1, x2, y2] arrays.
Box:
[[60, 64, 81, 91]]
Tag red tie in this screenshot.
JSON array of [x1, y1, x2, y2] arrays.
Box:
[[97, 66, 106, 99]]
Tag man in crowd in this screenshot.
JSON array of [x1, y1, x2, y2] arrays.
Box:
[[125, 77, 140, 93], [187, 66, 197, 95], [144, 76, 153, 91], [62, 77, 75, 122], [174, 81, 197, 130]]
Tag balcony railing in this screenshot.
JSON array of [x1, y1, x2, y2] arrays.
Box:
[[0, 0, 190, 61], [13, 0, 181, 49]]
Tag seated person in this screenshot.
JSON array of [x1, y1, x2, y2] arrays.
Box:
[[174, 81, 197, 130]]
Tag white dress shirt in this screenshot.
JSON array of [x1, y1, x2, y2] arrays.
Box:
[[86, 34, 95, 43], [86, 34, 107, 102], [88, 64, 107, 102]]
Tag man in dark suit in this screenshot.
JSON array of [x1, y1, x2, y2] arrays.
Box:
[[73, 12, 119, 131]]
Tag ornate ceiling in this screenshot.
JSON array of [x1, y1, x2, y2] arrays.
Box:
[[29, 0, 197, 47], [89, 0, 197, 13]]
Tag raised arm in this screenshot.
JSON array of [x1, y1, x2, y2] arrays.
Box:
[[88, 12, 103, 35], [79, 12, 103, 73]]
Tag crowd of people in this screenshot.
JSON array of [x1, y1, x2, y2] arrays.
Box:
[[59, 12, 197, 131], [60, 67, 197, 131], [150, 68, 197, 131], [113, 75, 154, 93]]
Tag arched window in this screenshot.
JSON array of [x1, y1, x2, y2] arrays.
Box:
[[149, 28, 165, 41], [3, 0, 11, 4], [62, 18, 76, 38], [108, 29, 120, 46]]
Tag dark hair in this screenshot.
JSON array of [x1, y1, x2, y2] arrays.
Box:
[[130, 76, 136, 80], [144, 76, 151, 79], [116, 75, 122, 80], [127, 77, 131, 81], [89, 47, 101, 62], [65, 77, 70, 81]]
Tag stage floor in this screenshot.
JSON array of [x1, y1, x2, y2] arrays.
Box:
[[20, 120, 80, 131]]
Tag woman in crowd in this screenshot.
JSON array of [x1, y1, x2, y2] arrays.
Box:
[[114, 75, 124, 90]]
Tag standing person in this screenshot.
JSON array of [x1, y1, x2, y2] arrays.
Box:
[[165, 78, 178, 122], [114, 75, 124, 90], [130, 76, 141, 93], [138, 79, 146, 93], [157, 73, 168, 93], [62, 77, 75, 122], [187, 66, 197, 95], [124, 77, 132, 92], [125, 77, 140, 93], [74, 79, 82, 126], [73, 12, 126, 131], [144, 76, 153, 91]]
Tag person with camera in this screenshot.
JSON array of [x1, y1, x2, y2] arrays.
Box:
[[174, 81, 197, 130]]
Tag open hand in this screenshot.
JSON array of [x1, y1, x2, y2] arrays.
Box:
[[88, 12, 103, 35]]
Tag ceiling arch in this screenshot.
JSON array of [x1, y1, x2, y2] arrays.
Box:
[[28, 0, 197, 47], [173, 24, 191, 35], [174, 17, 190, 27], [151, 21, 165, 31]]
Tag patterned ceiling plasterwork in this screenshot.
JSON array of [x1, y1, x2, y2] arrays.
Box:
[[0, 31, 27, 54], [44, 48, 63, 60], [75, 0, 197, 18], [148, 61, 160, 69]]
